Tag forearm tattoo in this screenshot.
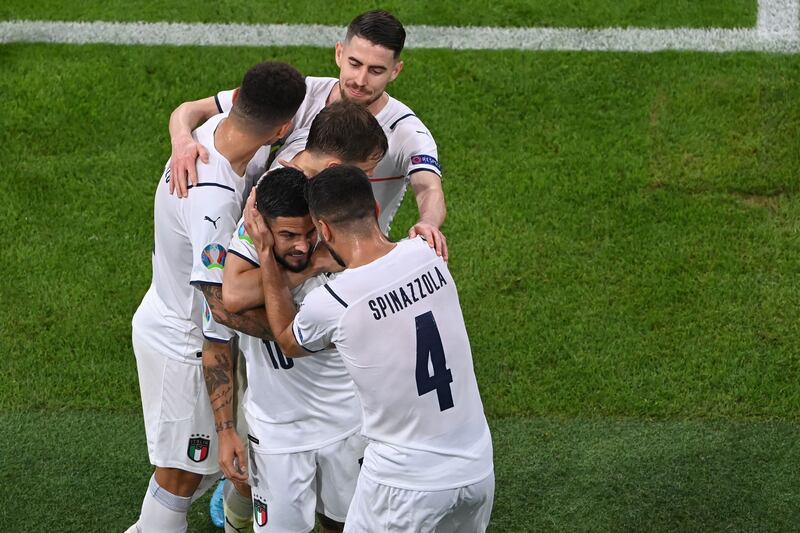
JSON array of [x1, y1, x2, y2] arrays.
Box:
[[200, 284, 274, 340], [203, 349, 234, 430], [215, 420, 235, 433]]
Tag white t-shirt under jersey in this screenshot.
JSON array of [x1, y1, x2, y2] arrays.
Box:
[[292, 237, 493, 491], [226, 222, 362, 453], [132, 113, 268, 363], [216, 77, 441, 232]]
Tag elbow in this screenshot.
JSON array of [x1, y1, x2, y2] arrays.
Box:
[[222, 286, 247, 314]]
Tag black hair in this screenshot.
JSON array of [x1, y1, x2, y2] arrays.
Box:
[[346, 10, 406, 58], [231, 62, 306, 134], [306, 165, 377, 230], [306, 100, 388, 164], [256, 167, 309, 219]]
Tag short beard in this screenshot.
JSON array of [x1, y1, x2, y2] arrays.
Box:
[[275, 253, 310, 273], [339, 83, 382, 108], [326, 243, 347, 269]]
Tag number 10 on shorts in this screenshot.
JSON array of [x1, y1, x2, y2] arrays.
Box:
[[415, 311, 454, 411]]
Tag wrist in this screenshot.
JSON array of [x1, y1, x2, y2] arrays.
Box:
[[171, 133, 194, 149], [215, 420, 236, 433]]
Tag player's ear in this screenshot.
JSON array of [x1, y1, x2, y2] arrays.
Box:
[[318, 218, 333, 243], [325, 158, 342, 169], [389, 60, 404, 82], [335, 42, 344, 68], [275, 120, 292, 140]]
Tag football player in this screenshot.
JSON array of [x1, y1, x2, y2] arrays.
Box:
[[127, 62, 305, 533], [249, 166, 495, 532]]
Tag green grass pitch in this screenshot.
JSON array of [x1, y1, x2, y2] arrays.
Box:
[[2, 2, 799, 531]]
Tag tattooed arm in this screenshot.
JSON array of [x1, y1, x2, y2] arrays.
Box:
[[197, 283, 274, 340], [202, 339, 247, 482]]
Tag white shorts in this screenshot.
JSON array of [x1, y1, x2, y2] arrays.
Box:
[[133, 331, 220, 476], [248, 432, 367, 532], [344, 471, 495, 533]]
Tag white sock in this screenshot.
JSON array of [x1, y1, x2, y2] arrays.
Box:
[[223, 480, 254, 533], [137, 474, 192, 533]]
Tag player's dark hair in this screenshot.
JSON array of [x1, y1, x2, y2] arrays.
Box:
[[346, 10, 406, 59], [256, 167, 309, 219], [231, 62, 306, 135], [306, 100, 388, 164], [306, 165, 377, 232]]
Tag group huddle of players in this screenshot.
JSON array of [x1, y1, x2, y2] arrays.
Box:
[[127, 10, 494, 533]]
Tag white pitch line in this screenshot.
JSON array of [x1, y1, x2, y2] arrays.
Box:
[[758, 0, 800, 38], [0, 0, 798, 53]]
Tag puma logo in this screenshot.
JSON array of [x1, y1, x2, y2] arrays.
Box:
[[204, 216, 221, 229]]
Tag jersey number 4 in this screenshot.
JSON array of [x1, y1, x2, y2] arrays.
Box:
[[262, 340, 294, 370], [415, 311, 454, 411]]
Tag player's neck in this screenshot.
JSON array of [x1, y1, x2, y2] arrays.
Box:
[[214, 118, 264, 176], [337, 230, 396, 269]]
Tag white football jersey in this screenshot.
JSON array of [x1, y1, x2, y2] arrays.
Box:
[[132, 113, 268, 363], [293, 237, 493, 490], [217, 76, 441, 232], [227, 222, 362, 453]]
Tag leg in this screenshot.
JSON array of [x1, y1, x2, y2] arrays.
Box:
[[315, 432, 367, 531], [437, 472, 495, 533], [223, 477, 254, 533], [131, 332, 221, 532], [249, 446, 317, 532]]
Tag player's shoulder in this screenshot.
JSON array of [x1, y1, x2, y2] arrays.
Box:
[[304, 76, 337, 96], [299, 276, 350, 319], [381, 96, 432, 133]]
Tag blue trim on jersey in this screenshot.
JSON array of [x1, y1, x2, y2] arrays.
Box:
[[228, 249, 259, 268], [214, 94, 223, 113], [324, 283, 348, 308], [389, 113, 416, 131], [408, 167, 442, 178], [189, 280, 223, 287], [203, 333, 231, 344], [291, 324, 325, 353], [187, 182, 236, 193]]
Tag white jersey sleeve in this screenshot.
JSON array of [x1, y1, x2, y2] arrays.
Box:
[[188, 186, 240, 341], [292, 287, 342, 353], [396, 120, 442, 178], [227, 218, 260, 267], [188, 187, 240, 286], [215, 89, 235, 114]]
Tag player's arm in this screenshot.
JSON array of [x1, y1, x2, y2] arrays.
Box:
[[257, 246, 307, 357], [222, 252, 264, 313], [197, 282, 274, 340], [168, 94, 226, 197], [409, 169, 448, 260], [201, 338, 247, 482], [222, 254, 321, 313]]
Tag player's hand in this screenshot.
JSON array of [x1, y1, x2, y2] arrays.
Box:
[[243, 190, 274, 253], [409, 222, 448, 262], [217, 429, 248, 483], [276, 158, 309, 176], [310, 241, 344, 274], [169, 135, 209, 198]]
